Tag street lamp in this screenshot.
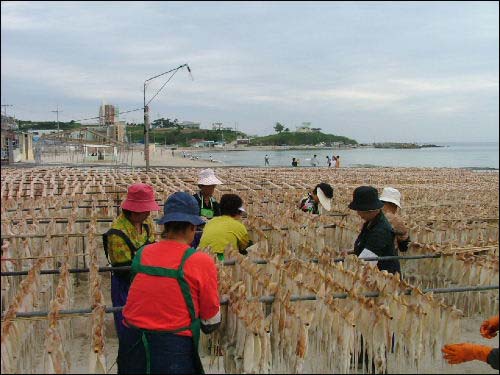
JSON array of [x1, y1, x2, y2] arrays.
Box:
[[143, 64, 192, 172]]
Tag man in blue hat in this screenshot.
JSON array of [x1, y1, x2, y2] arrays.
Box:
[[348, 186, 400, 275], [119, 192, 220, 374]]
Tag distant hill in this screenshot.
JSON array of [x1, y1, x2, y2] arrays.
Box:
[[17, 120, 83, 131], [251, 131, 357, 146], [127, 126, 246, 146]]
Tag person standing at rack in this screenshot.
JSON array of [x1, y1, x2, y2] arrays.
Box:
[[103, 183, 160, 341], [120, 192, 221, 374], [191, 169, 222, 248], [348, 186, 400, 274], [379, 187, 410, 253]]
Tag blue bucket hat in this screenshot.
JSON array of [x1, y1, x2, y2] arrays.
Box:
[[156, 192, 205, 226]]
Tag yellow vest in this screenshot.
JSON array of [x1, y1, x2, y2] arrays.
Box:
[[199, 215, 249, 254]]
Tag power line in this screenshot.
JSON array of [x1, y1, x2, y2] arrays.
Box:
[[51, 105, 63, 132], [1, 104, 13, 117], [70, 107, 144, 124], [145, 69, 180, 107]]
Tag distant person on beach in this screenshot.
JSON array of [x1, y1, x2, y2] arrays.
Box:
[[311, 154, 319, 167], [335, 155, 340, 168], [292, 157, 298, 167], [209, 154, 213, 162], [326, 155, 331, 167], [264, 154, 270, 166], [171, 149, 175, 157]]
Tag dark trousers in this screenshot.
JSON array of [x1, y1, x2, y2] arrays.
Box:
[[117, 325, 197, 374], [111, 273, 131, 340]]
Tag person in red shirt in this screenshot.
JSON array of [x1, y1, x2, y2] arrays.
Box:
[[119, 192, 221, 374]]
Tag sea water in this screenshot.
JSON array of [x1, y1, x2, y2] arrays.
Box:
[[193, 142, 499, 169]]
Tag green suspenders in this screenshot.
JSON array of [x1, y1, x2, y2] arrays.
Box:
[[130, 246, 204, 374]]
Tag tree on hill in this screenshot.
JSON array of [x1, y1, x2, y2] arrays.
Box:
[[274, 122, 284, 133]]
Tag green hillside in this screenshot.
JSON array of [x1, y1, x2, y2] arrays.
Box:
[[127, 126, 246, 146], [251, 131, 357, 146]]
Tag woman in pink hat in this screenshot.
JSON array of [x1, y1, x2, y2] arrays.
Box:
[[102, 183, 160, 346]]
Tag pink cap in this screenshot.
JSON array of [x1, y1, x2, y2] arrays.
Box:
[[121, 183, 161, 212]]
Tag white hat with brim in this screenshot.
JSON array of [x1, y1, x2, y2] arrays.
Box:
[[379, 187, 402, 208], [198, 169, 223, 185], [316, 187, 332, 211]]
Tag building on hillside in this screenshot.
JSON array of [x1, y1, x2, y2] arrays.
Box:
[[311, 127, 322, 132], [99, 104, 119, 126], [296, 122, 312, 133], [179, 121, 201, 129], [236, 138, 250, 145]]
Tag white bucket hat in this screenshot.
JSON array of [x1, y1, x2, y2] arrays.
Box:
[[316, 187, 332, 212], [379, 187, 402, 208], [198, 169, 223, 185]]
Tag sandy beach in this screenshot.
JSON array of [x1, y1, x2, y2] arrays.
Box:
[[36, 148, 222, 168]]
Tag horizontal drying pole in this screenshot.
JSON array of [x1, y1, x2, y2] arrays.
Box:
[[0, 253, 488, 277], [2, 285, 498, 321]]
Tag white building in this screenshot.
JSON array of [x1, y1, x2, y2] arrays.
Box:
[[296, 122, 312, 133], [179, 121, 201, 129]]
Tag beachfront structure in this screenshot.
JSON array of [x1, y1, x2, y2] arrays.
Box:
[[236, 138, 250, 145], [189, 138, 206, 147], [82, 143, 118, 162]]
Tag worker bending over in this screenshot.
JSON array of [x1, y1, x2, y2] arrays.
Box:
[[119, 192, 220, 374], [191, 168, 222, 248], [199, 193, 251, 261], [299, 183, 334, 215]]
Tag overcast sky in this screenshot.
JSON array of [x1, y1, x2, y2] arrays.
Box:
[[1, 1, 498, 143]]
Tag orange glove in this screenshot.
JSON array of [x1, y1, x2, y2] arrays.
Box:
[[480, 315, 499, 339], [442, 343, 492, 364]]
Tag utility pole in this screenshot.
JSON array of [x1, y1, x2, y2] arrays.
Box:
[[1, 104, 13, 117], [51, 105, 63, 132]]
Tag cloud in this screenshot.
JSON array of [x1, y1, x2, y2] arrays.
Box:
[[389, 77, 499, 94]]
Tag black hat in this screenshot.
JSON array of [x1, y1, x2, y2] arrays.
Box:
[[348, 186, 384, 211]]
